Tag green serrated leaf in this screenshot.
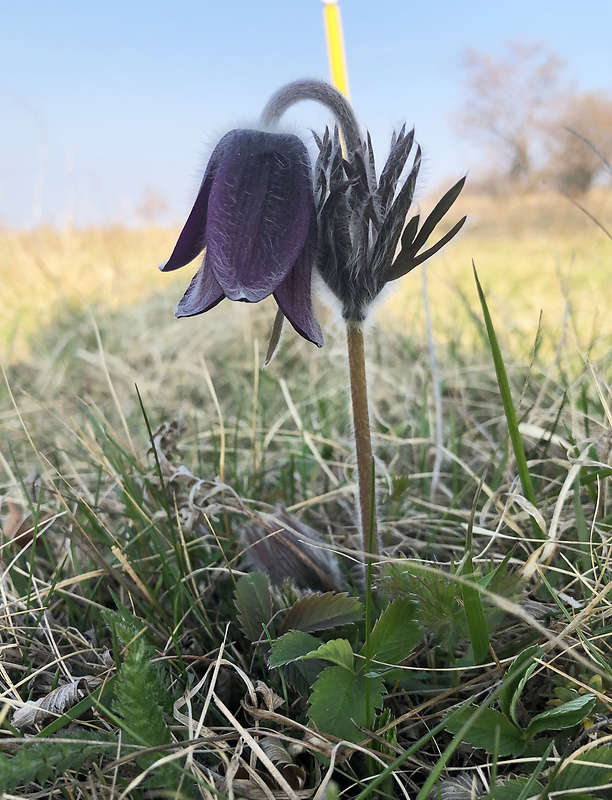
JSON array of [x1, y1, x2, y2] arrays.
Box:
[[360, 598, 421, 669], [309, 667, 384, 743], [552, 745, 612, 793], [494, 777, 545, 800], [279, 592, 363, 635], [301, 638, 354, 670], [235, 573, 273, 641], [268, 631, 322, 668], [445, 705, 525, 756], [525, 694, 597, 739]]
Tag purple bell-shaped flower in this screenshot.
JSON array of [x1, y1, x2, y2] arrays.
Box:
[[161, 128, 322, 347]]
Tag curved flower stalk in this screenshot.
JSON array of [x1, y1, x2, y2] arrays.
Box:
[[161, 128, 323, 348]]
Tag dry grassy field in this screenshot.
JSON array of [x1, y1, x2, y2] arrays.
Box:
[[2, 188, 610, 367]]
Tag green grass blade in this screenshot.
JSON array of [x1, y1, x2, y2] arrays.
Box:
[[461, 563, 490, 665], [473, 264, 545, 541], [459, 474, 490, 664]]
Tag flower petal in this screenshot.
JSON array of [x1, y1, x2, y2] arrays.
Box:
[[206, 130, 313, 302], [160, 132, 235, 272], [175, 261, 226, 317], [273, 217, 323, 347]]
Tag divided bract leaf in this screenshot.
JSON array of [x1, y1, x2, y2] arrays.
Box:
[[309, 666, 384, 743], [279, 592, 363, 635], [361, 597, 421, 669], [235, 573, 274, 642]]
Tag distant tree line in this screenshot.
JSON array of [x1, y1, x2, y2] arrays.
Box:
[[457, 40, 612, 196]]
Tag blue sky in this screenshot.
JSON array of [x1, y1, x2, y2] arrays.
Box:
[[1, 0, 610, 228]]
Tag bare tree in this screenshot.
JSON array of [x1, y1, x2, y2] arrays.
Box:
[[457, 40, 566, 186], [543, 92, 612, 196]]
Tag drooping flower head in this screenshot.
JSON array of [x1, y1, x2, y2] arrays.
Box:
[[161, 127, 323, 347]]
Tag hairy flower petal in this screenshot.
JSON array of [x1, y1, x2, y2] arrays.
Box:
[[175, 263, 226, 318], [273, 218, 323, 347], [161, 125, 322, 349], [160, 134, 231, 272], [206, 130, 313, 302]]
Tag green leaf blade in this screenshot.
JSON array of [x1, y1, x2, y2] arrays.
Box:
[[361, 598, 421, 669], [525, 694, 597, 739], [301, 638, 354, 670], [473, 264, 544, 540], [552, 744, 612, 793], [235, 573, 273, 641], [309, 667, 384, 743], [445, 705, 525, 756], [459, 557, 490, 665], [498, 645, 540, 723], [494, 777, 546, 800], [279, 591, 363, 635], [268, 631, 323, 668]]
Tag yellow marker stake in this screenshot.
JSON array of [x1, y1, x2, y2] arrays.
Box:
[[322, 0, 350, 99]]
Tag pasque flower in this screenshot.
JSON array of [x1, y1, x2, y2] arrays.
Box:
[[161, 128, 323, 347], [161, 79, 466, 566]]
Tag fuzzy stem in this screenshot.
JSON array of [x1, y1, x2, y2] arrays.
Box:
[[346, 319, 378, 558], [259, 79, 362, 154]]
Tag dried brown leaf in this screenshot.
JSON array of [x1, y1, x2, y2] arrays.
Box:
[[12, 678, 89, 729], [254, 680, 285, 712], [1, 500, 54, 551], [260, 737, 306, 790]]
